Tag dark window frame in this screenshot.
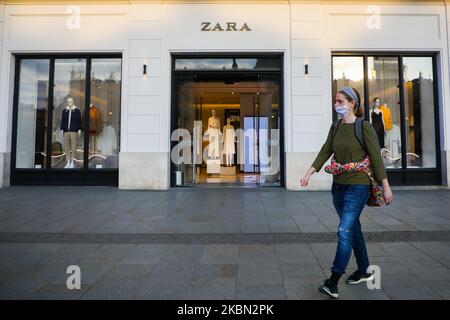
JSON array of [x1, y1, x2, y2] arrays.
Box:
[[331, 52, 442, 185], [10, 53, 123, 186]]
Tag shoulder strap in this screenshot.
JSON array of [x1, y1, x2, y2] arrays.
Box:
[[332, 118, 342, 137], [354, 117, 368, 153]]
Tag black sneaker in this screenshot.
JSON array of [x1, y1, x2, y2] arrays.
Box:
[[346, 270, 374, 285], [318, 279, 339, 299]]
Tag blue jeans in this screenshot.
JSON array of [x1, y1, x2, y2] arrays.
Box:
[[331, 182, 372, 275]]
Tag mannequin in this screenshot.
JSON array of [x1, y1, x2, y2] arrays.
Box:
[[371, 98, 386, 149], [223, 118, 236, 166], [84, 103, 102, 154], [380, 102, 393, 131], [60, 97, 82, 168], [378, 99, 394, 153], [207, 109, 221, 159]]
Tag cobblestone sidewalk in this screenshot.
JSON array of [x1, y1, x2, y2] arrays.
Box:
[[1, 187, 449, 299]]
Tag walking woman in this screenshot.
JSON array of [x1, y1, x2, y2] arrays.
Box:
[[300, 87, 393, 299]]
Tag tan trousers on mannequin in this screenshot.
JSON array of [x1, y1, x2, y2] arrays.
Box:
[[63, 131, 78, 162]]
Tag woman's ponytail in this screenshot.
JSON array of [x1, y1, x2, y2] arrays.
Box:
[[350, 87, 364, 118]]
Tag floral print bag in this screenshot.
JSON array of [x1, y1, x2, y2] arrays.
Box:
[[324, 156, 385, 207]]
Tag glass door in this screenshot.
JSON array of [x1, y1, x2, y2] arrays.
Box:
[[241, 89, 279, 186], [192, 91, 203, 184], [171, 71, 281, 187]]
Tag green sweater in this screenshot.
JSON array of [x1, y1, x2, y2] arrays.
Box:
[[311, 121, 387, 185]]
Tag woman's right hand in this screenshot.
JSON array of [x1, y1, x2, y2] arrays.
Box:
[[300, 167, 317, 187], [300, 175, 310, 187]]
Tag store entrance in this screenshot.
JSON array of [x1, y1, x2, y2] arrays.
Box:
[[171, 56, 283, 187]]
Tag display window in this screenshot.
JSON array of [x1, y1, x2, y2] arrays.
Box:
[[11, 54, 122, 185], [332, 53, 441, 185]]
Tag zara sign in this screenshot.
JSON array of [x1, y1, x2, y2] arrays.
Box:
[[201, 22, 252, 32]]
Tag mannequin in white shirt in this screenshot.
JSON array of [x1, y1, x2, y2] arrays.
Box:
[[207, 110, 221, 159], [223, 118, 236, 166]]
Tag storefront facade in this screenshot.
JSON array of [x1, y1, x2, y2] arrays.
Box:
[[0, 0, 449, 190]]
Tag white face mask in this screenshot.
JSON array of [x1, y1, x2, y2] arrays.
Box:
[[335, 103, 350, 116]]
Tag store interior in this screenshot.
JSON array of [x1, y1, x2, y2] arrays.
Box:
[[174, 79, 281, 187]]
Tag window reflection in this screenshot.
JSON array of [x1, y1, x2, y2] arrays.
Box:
[[403, 57, 436, 168], [52, 59, 86, 169], [15, 59, 50, 169], [332, 56, 365, 115], [174, 58, 280, 70], [88, 58, 121, 169], [367, 57, 401, 168]]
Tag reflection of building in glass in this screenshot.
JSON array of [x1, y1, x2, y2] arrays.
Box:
[[332, 72, 364, 113], [89, 68, 122, 168], [52, 67, 85, 135], [174, 58, 280, 70], [404, 76, 435, 168], [34, 80, 48, 166], [368, 57, 399, 124], [90, 73, 121, 130]]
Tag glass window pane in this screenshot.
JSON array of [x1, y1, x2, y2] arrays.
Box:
[[403, 57, 436, 168], [88, 58, 121, 169], [15, 59, 50, 169], [174, 58, 280, 70], [332, 56, 365, 115], [367, 56, 401, 169], [52, 59, 86, 169]]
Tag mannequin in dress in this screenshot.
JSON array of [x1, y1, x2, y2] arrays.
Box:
[[371, 98, 386, 148], [223, 118, 236, 166], [207, 109, 221, 159]]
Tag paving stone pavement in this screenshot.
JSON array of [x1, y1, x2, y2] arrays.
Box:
[[0, 186, 450, 300]]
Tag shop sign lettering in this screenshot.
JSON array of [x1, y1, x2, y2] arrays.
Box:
[[201, 22, 252, 32]]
